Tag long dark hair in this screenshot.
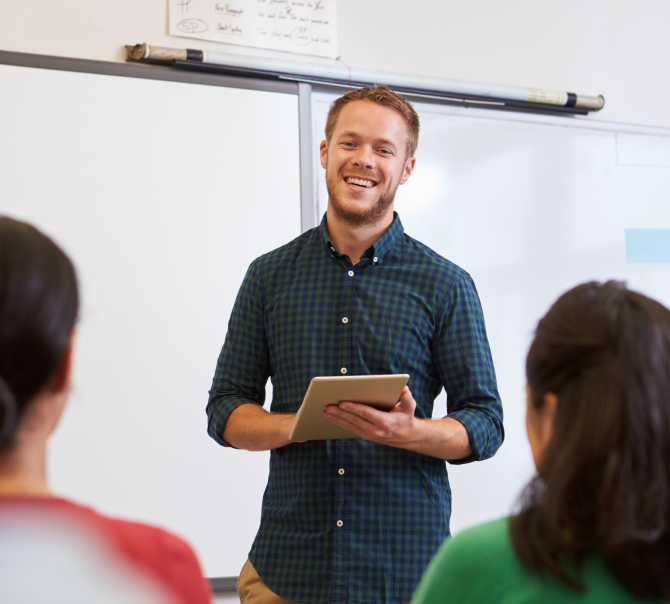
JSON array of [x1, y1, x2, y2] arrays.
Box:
[[511, 280, 670, 598], [0, 217, 79, 449]]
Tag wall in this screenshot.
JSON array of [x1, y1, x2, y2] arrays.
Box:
[[2, 0, 669, 594], [1, 0, 669, 129]]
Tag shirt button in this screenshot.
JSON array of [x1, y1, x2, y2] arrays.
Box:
[[373, 257, 378, 263], [330, 246, 335, 251], [341, 367, 347, 374], [338, 468, 345, 475], [337, 520, 343, 527], [342, 317, 348, 324], [348, 270, 354, 277]]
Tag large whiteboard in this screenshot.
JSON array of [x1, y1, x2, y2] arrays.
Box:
[[0, 61, 301, 577], [3, 56, 670, 581], [313, 92, 670, 535]]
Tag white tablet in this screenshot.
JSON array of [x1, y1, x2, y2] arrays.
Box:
[[289, 374, 410, 441]]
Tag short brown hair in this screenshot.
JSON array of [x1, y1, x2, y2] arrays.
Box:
[[325, 85, 420, 158]]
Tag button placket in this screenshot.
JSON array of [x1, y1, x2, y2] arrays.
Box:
[[339, 265, 354, 380], [332, 439, 351, 602]]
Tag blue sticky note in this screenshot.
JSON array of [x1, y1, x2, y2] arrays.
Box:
[[625, 229, 670, 263]]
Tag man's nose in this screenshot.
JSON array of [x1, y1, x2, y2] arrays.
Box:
[[351, 146, 375, 170]]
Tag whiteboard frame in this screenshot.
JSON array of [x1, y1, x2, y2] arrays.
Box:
[[0, 50, 297, 94]]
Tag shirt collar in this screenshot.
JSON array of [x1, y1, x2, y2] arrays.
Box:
[[319, 212, 404, 265]]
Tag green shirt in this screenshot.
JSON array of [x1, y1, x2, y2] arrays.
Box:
[[413, 518, 660, 604]]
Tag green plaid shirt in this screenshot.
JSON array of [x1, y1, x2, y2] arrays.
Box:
[[207, 213, 503, 604]]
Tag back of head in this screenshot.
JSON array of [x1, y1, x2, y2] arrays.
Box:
[[0, 217, 79, 450], [325, 84, 420, 158], [513, 280, 670, 598]]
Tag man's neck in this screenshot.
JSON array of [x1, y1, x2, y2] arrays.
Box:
[[326, 206, 394, 266]]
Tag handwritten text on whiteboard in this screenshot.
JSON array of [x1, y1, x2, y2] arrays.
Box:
[[169, 0, 338, 58]]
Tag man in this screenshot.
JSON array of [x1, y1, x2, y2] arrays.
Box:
[[207, 85, 504, 604]]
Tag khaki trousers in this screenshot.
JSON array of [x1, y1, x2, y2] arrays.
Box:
[[237, 559, 302, 604], [237, 558, 411, 604]]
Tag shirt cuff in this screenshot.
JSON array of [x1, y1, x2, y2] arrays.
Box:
[[445, 408, 492, 465]]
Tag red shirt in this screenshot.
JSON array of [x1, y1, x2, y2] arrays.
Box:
[[0, 495, 212, 604]]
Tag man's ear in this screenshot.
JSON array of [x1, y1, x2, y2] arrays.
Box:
[[319, 140, 328, 169], [399, 156, 416, 185]]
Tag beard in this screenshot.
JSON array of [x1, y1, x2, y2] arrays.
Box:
[[326, 170, 398, 227]]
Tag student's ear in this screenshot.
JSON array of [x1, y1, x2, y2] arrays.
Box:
[[543, 392, 558, 430], [50, 330, 76, 396]]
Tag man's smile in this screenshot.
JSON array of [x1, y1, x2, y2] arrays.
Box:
[[344, 176, 378, 189]]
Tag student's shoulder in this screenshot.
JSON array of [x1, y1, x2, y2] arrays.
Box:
[[414, 518, 514, 604], [0, 496, 211, 604], [102, 515, 196, 560], [93, 514, 211, 604], [59, 500, 210, 604], [441, 517, 515, 566]]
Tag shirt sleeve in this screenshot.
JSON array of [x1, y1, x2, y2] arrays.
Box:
[[206, 259, 271, 447], [433, 271, 504, 464]]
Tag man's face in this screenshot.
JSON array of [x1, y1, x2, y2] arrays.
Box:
[[320, 100, 415, 227]]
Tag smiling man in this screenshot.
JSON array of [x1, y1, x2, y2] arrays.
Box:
[[207, 85, 504, 604]]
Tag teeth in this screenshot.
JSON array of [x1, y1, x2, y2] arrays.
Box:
[[346, 177, 374, 188]]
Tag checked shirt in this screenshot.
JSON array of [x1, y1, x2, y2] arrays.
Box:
[[207, 213, 504, 604]]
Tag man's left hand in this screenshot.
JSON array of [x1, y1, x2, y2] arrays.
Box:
[[324, 386, 418, 448]]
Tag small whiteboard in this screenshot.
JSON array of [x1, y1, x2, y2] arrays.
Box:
[[169, 0, 338, 58]]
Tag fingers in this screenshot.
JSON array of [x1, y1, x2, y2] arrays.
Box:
[[337, 401, 389, 421], [324, 387, 417, 444], [327, 402, 381, 425], [325, 406, 378, 440], [326, 403, 397, 440]]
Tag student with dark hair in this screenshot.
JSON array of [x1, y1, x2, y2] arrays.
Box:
[[413, 280, 670, 603], [0, 216, 212, 604]]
